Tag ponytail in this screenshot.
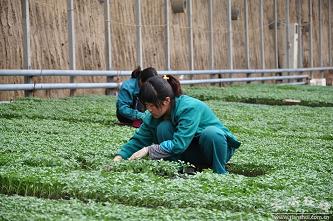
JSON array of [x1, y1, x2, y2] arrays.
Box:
[[162, 74, 182, 97], [131, 66, 141, 78]]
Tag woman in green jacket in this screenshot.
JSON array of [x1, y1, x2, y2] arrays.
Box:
[[114, 75, 240, 174], [116, 66, 157, 127]]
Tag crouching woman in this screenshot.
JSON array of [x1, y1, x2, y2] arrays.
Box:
[[116, 66, 157, 128], [113, 75, 241, 174]]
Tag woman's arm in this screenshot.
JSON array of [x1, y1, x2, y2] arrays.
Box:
[[115, 121, 154, 159]]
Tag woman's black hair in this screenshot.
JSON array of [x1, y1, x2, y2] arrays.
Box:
[[140, 67, 158, 83], [131, 66, 158, 84], [131, 66, 142, 78], [139, 75, 182, 107]]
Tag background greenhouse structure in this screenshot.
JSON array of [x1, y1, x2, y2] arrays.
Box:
[[0, 0, 333, 220], [0, 0, 332, 99]]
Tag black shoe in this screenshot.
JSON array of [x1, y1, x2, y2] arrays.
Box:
[[178, 165, 197, 175]]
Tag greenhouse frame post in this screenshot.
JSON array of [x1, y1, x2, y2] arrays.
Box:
[[136, 0, 143, 68], [208, 0, 214, 70], [244, 0, 250, 83], [164, 0, 170, 70], [308, 0, 313, 78], [329, 0, 332, 66], [274, 0, 279, 69], [67, 0, 76, 96], [208, 0, 216, 85], [22, 0, 32, 97], [104, 0, 113, 95], [188, 0, 194, 77], [285, 0, 290, 82], [274, 0, 279, 68], [319, 0, 323, 78], [259, 0, 265, 76], [285, 0, 290, 66], [227, 0, 233, 71], [297, 0, 303, 68], [273, 0, 280, 83]]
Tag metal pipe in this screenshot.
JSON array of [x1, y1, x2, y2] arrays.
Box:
[[259, 0, 265, 70], [0, 69, 132, 76], [244, 0, 249, 69], [319, 0, 322, 69], [0, 75, 309, 91], [104, 0, 112, 70], [136, 0, 142, 67], [244, 0, 250, 83], [319, 0, 323, 78], [209, 0, 214, 69], [227, 0, 233, 70], [208, 0, 215, 85], [285, 0, 290, 83], [67, 0, 76, 70], [285, 0, 290, 69], [22, 0, 31, 70], [188, 0, 194, 72], [309, 0, 313, 68], [1, 67, 332, 76], [297, 0, 303, 68], [329, 0, 332, 66], [67, 0, 76, 96], [274, 0, 278, 68], [22, 0, 32, 97], [180, 75, 309, 85], [104, 0, 113, 95], [160, 67, 333, 75], [0, 83, 121, 91], [164, 0, 170, 70]]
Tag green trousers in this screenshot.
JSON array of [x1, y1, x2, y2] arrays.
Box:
[[156, 120, 235, 174]]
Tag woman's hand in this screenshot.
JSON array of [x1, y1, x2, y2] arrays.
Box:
[[128, 147, 148, 160], [113, 155, 123, 162]]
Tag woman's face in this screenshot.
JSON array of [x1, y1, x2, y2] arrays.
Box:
[[145, 97, 171, 119]]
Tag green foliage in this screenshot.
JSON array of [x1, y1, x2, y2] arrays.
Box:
[[185, 84, 333, 107], [0, 85, 332, 220], [0, 95, 118, 124], [0, 194, 267, 221]]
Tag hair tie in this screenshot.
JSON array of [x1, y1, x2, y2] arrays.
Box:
[[163, 75, 169, 80]]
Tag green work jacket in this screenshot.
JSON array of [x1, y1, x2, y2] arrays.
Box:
[[116, 95, 241, 159], [116, 78, 145, 120]]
